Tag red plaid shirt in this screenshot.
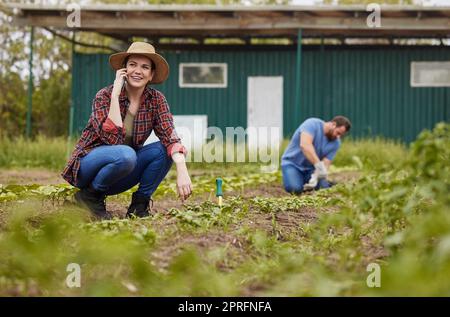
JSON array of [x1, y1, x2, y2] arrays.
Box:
[[61, 84, 186, 186]]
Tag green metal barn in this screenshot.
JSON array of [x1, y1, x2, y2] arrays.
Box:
[[7, 3, 450, 142], [72, 45, 450, 143]]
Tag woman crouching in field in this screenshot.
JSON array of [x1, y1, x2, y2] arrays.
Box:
[[62, 42, 192, 220]]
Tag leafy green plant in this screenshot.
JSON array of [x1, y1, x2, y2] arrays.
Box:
[[306, 122, 450, 295], [168, 197, 248, 229], [0, 184, 76, 203], [0, 123, 448, 296], [249, 195, 328, 213]]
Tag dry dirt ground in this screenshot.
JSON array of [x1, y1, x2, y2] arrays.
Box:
[[0, 168, 64, 185]]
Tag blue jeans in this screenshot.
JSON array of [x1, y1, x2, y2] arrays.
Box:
[[76, 141, 172, 198], [282, 164, 330, 194]]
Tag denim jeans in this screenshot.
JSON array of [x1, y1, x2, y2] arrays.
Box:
[[76, 141, 172, 198], [282, 164, 330, 194]]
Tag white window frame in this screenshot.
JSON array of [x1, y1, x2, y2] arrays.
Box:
[[179, 63, 228, 88], [411, 61, 450, 87]]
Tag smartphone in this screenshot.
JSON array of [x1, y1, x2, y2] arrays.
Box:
[[122, 63, 128, 87]]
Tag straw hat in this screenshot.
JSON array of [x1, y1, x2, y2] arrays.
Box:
[[109, 42, 169, 84]]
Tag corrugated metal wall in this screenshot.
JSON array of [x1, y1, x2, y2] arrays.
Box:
[[72, 53, 115, 133], [300, 46, 450, 142], [158, 50, 296, 137], [72, 49, 296, 136], [72, 46, 449, 142]]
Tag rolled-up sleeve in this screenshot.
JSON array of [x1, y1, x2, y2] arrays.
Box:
[[89, 89, 125, 145], [152, 91, 187, 157]]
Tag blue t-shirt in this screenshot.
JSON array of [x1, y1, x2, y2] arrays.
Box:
[[281, 118, 340, 171]]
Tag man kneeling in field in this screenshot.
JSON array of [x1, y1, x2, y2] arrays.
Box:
[[281, 116, 351, 194]]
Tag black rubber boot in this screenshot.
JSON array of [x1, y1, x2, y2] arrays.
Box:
[[74, 184, 112, 220], [126, 192, 153, 218]]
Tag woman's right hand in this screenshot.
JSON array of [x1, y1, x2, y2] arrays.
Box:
[[112, 68, 127, 97]]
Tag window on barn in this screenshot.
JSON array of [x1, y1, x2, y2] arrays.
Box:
[[411, 62, 450, 87], [179, 63, 227, 88]]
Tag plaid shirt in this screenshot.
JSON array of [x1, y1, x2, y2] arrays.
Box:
[[61, 84, 186, 186]]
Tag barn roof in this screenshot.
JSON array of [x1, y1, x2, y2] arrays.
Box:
[[3, 3, 450, 42]]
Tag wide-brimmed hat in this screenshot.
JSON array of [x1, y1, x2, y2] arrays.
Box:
[[109, 42, 169, 84]]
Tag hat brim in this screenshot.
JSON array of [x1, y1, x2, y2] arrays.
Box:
[[109, 52, 169, 84]]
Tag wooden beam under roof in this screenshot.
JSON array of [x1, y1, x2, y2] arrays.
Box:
[[3, 3, 450, 39]]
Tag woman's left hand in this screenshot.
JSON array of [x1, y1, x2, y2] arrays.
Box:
[[176, 168, 193, 202]]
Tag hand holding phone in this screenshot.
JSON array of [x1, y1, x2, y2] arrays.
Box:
[[112, 68, 127, 96]]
